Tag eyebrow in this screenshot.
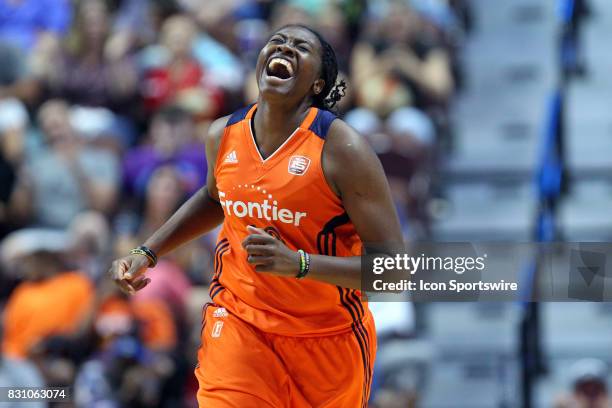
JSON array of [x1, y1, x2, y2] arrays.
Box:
[[270, 32, 315, 47]]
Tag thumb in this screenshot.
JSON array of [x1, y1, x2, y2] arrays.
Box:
[[247, 225, 269, 236]]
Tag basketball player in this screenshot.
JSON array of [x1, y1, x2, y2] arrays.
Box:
[[109, 24, 403, 407]]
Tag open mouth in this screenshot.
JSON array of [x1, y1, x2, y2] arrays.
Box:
[[266, 57, 294, 80]]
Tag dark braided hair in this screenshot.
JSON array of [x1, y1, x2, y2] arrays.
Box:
[[278, 25, 347, 111]]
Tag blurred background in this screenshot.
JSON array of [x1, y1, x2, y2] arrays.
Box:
[[0, 0, 611, 407]]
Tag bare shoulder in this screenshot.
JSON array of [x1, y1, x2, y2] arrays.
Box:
[[322, 118, 383, 195], [204, 115, 232, 150], [203, 114, 232, 165], [323, 119, 377, 162]]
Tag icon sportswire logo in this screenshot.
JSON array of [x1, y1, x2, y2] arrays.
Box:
[[224, 150, 238, 164], [219, 189, 307, 226]]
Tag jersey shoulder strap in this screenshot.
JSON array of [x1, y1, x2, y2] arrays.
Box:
[[225, 104, 256, 128], [308, 109, 337, 139]]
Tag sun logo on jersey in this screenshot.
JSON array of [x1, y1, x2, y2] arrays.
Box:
[[288, 155, 311, 176]]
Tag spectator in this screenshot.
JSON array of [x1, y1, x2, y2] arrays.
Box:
[[140, 166, 189, 236], [140, 14, 224, 119], [382, 107, 436, 238], [73, 278, 178, 407], [68, 211, 112, 281], [351, 2, 454, 116], [123, 107, 205, 198], [48, 0, 139, 111], [15, 99, 120, 228], [0, 229, 94, 359], [0, 0, 71, 102], [0, 41, 41, 103], [554, 359, 610, 408], [124, 162, 212, 286]]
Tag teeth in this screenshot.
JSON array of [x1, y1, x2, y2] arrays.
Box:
[[269, 58, 294, 76]]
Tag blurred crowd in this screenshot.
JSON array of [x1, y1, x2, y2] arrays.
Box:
[[0, 0, 472, 406]]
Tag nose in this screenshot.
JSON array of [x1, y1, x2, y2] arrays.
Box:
[[275, 42, 296, 57]]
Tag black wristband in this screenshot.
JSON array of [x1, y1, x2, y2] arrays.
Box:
[[130, 246, 158, 268]]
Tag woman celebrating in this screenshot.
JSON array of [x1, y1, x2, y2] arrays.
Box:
[[110, 24, 403, 407]]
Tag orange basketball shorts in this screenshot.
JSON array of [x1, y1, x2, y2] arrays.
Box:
[[194, 303, 376, 408]]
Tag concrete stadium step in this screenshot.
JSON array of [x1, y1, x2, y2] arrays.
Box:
[[558, 180, 612, 240], [460, 28, 557, 96], [433, 181, 534, 240], [423, 303, 520, 355], [565, 120, 612, 175], [420, 356, 519, 408], [470, 0, 556, 35], [454, 84, 549, 125], [541, 302, 612, 357], [446, 84, 547, 179]]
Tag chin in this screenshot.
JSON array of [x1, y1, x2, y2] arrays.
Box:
[[258, 77, 295, 99]]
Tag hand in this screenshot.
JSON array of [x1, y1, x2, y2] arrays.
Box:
[[242, 226, 300, 277], [108, 254, 151, 295]]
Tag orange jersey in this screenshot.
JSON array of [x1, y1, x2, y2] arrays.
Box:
[[2, 272, 93, 358], [211, 104, 370, 336]]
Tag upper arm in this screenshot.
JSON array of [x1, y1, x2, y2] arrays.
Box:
[[322, 120, 404, 247], [203, 115, 231, 201]]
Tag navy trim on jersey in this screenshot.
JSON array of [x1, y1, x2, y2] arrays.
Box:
[[308, 109, 337, 139], [226, 104, 255, 127]]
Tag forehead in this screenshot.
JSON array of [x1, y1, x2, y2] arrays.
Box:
[[271, 26, 321, 47]]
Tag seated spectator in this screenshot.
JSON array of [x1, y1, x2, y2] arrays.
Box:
[[382, 107, 436, 238], [140, 14, 224, 119], [69, 104, 132, 154], [15, 99, 119, 228], [0, 41, 41, 104], [192, 27, 245, 94], [67, 211, 112, 281], [123, 107, 206, 198], [73, 279, 178, 407], [351, 2, 454, 116], [0, 0, 71, 103], [346, 106, 435, 239], [554, 359, 610, 408], [47, 0, 138, 112], [0, 229, 94, 359]]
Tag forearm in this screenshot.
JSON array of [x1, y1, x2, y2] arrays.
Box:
[[306, 255, 362, 290], [143, 186, 224, 257]]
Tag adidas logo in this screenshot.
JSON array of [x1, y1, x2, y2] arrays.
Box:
[[224, 150, 238, 164], [213, 308, 228, 318]]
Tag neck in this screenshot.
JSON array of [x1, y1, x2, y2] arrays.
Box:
[[254, 96, 312, 150]]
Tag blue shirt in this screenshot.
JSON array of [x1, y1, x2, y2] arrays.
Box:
[[0, 0, 72, 50]]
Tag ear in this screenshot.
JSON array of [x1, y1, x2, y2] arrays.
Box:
[[313, 79, 325, 96]]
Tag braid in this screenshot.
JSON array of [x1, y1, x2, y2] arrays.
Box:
[[279, 25, 347, 111], [324, 79, 347, 110]]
